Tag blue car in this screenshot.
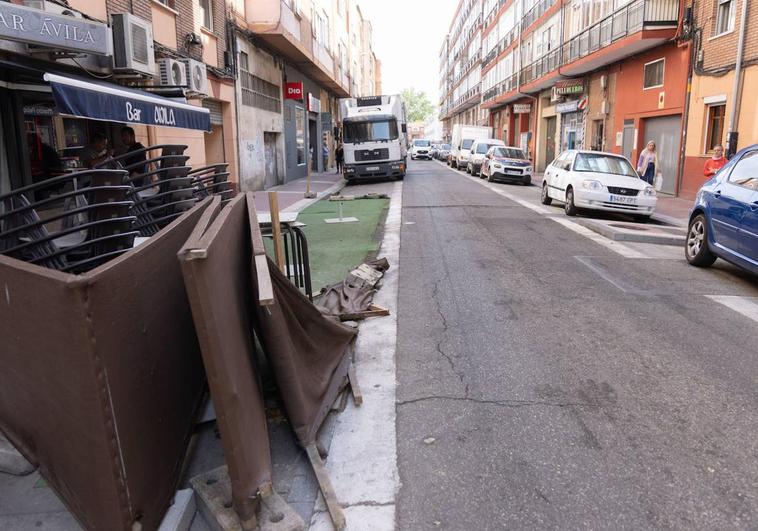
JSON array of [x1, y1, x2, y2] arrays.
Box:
[[686, 145, 758, 274]]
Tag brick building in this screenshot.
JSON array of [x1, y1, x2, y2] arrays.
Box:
[[681, 0, 758, 198]]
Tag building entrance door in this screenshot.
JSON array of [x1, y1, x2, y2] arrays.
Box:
[[309, 118, 318, 172], [545, 116, 556, 163], [642, 115, 681, 195], [622, 119, 634, 162], [264, 132, 279, 189]]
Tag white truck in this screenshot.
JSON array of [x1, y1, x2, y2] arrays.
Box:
[[449, 124, 493, 170], [339, 95, 408, 182]]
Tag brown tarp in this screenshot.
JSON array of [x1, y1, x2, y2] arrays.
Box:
[[317, 258, 390, 318], [178, 195, 272, 524], [0, 200, 210, 531], [252, 254, 358, 445]]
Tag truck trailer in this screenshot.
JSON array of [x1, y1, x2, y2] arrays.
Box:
[[339, 95, 408, 182]]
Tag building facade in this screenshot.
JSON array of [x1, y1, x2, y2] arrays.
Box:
[[0, 0, 236, 194], [680, 0, 758, 198], [439, 0, 692, 194]]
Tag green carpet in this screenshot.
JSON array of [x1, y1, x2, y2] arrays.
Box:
[[297, 197, 389, 292]]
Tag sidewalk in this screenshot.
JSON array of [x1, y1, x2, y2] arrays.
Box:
[[250, 171, 345, 215], [652, 195, 692, 226]]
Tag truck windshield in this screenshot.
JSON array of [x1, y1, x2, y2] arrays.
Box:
[[344, 120, 399, 143], [461, 139, 475, 150]]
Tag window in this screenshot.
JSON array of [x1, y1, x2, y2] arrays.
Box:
[[295, 106, 305, 165], [705, 104, 726, 153], [239, 52, 281, 112], [715, 0, 735, 35], [155, 0, 175, 7], [574, 153, 638, 177], [643, 59, 664, 89], [592, 120, 604, 151], [199, 0, 213, 30], [728, 150, 758, 190]]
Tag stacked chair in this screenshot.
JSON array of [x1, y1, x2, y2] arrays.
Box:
[[0, 144, 236, 273], [0, 170, 138, 273]]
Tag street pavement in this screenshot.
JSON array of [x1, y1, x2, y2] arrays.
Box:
[[395, 159, 758, 530]]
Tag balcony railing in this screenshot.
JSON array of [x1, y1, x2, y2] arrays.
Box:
[[519, 47, 561, 85], [450, 83, 482, 112], [452, 50, 482, 85], [521, 0, 559, 31], [482, 72, 518, 102], [481, 26, 519, 69]]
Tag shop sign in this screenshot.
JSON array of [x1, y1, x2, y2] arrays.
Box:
[[0, 3, 111, 56], [285, 82, 304, 100], [556, 98, 587, 113], [555, 79, 584, 95], [307, 93, 321, 113], [513, 103, 531, 114]]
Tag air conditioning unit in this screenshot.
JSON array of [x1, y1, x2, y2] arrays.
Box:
[[182, 58, 209, 97], [23, 0, 82, 17], [158, 58, 187, 87], [111, 13, 155, 77], [600, 100, 609, 115]]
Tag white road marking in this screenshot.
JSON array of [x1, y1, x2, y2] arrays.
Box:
[[309, 181, 402, 530], [574, 256, 631, 292], [705, 296, 758, 323], [433, 160, 648, 259]]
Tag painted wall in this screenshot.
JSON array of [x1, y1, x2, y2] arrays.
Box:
[[235, 39, 286, 191], [611, 42, 689, 190], [681, 65, 758, 198]]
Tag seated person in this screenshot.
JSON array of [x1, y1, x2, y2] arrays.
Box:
[[79, 133, 111, 169], [119, 126, 147, 187]]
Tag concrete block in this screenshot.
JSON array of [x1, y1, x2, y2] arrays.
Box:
[[191, 466, 304, 531], [159, 489, 196, 531], [0, 434, 35, 476], [576, 218, 686, 246]]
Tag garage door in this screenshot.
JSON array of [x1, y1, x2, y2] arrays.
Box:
[[643, 115, 681, 195]]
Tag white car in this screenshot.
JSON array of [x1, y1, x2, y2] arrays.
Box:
[[410, 139, 432, 160], [467, 138, 505, 175], [541, 150, 657, 220]]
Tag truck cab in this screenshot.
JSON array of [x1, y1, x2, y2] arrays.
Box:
[[340, 95, 408, 182]]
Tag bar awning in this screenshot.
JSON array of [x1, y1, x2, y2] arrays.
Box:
[[44, 73, 211, 132]]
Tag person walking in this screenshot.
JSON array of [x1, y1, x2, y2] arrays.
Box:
[[636, 140, 659, 185], [335, 142, 344, 174], [703, 144, 727, 178]]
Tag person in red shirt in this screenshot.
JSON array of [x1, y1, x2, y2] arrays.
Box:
[[704, 145, 727, 178]]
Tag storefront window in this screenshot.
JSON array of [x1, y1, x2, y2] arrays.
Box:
[[295, 105, 306, 165]]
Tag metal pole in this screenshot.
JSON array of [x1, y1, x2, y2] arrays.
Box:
[[726, 0, 749, 157]]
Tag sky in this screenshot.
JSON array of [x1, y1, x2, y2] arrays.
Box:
[[358, 0, 459, 107]]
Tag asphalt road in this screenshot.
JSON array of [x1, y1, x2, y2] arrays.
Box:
[[396, 160, 758, 530]]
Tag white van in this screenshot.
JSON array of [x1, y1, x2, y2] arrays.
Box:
[[467, 138, 505, 175], [450, 125, 492, 170], [410, 139, 432, 160]]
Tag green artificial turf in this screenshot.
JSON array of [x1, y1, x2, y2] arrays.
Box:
[[296, 197, 389, 292]]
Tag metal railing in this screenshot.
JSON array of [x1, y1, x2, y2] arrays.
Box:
[[482, 72, 518, 102], [482, 26, 519, 68], [521, 0, 559, 31]]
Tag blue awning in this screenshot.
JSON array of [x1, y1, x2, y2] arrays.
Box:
[[44, 73, 211, 132]]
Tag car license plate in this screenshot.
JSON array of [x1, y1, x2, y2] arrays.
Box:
[[609, 194, 637, 204], [366, 166, 380, 171]]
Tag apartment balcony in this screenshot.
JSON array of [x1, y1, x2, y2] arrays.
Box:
[[481, 26, 519, 69], [449, 83, 482, 115], [452, 50, 482, 86], [247, 0, 350, 97], [521, 0, 559, 33], [480, 0, 679, 103]]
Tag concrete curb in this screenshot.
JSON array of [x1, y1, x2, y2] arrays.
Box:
[[575, 218, 686, 246], [282, 180, 347, 214]]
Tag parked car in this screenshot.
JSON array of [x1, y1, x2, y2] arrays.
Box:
[[436, 143, 451, 161], [467, 138, 505, 175], [685, 145, 758, 274], [410, 139, 432, 160], [480, 146, 533, 185], [541, 150, 657, 220]]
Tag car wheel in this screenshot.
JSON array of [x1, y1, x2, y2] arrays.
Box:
[[523, 176, 532, 186], [685, 214, 717, 267], [540, 182, 552, 205], [487, 173, 494, 183], [564, 187, 578, 216]]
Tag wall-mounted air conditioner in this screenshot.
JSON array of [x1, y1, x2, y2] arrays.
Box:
[[111, 13, 155, 77], [158, 58, 187, 87], [182, 58, 209, 97], [600, 100, 609, 115]]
